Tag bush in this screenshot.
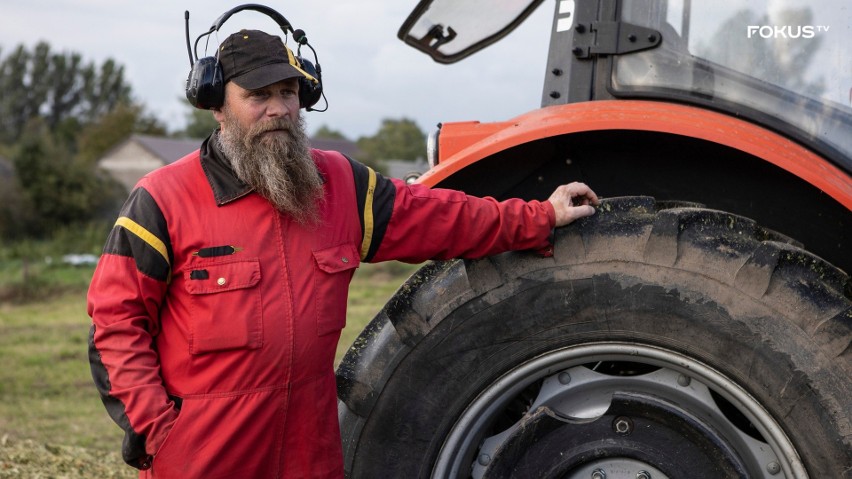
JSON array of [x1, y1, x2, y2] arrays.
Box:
[[0, 222, 109, 303]]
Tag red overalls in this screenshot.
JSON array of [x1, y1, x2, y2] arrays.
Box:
[[88, 137, 555, 477]]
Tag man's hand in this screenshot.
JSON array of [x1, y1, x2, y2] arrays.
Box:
[[548, 182, 600, 227]]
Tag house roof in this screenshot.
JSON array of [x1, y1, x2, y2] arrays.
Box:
[[309, 137, 361, 158], [114, 134, 361, 165], [132, 135, 202, 164]]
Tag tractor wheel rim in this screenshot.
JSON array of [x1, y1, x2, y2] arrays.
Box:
[[432, 342, 806, 479]]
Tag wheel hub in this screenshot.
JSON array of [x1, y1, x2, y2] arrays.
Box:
[[475, 391, 746, 478], [431, 343, 803, 479]]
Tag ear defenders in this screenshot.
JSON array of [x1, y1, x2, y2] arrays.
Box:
[[184, 4, 325, 111]]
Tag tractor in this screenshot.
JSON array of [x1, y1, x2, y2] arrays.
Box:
[[337, 0, 851, 477]]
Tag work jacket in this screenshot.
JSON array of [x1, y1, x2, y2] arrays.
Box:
[[88, 133, 556, 478]]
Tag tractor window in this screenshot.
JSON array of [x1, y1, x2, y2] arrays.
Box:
[[398, 0, 544, 63], [612, 0, 852, 169]]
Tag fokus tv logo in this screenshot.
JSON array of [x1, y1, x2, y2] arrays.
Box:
[[747, 25, 830, 39]]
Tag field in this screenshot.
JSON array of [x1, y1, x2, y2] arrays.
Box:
[[0, 259, 419, 477]]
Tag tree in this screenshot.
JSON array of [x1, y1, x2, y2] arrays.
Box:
[[4, 119, 133, 238], [180, 104, 220, 139], [356, 118, 425, 169], [313, 124, 348, 140], [76, 102, 167, 165], [0, 43, 149, 239], [0, 42, 132, 146], [12, 121, 95, 234], [0, 164, 34, 240]]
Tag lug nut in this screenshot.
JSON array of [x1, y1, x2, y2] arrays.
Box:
[[558, 372, 572, 385], [677, 374, 692, 387], [477, 454, 491, 466], [613, 416, 634, 435], [766, 461, 781, 475], [636, 471, 652, 479], [591, 469, 606, 479]]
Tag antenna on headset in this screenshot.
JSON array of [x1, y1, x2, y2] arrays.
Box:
[[184, 11, 195, 67]]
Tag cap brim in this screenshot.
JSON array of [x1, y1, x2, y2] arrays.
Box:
[[231, 62, 306, 90]]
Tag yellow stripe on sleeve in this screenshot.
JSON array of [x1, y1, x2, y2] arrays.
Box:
[[115, 216, 171, 267], [360, 167, 377, 261]]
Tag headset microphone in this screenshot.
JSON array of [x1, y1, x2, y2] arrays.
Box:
[[293, 29, 308, 45], [292, 29, 327, 112], [183, 4, 326, 111]]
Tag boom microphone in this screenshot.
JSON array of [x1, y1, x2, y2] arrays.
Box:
[[293, 29, 308, 45]]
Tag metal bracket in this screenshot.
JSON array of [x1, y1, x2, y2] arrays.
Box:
[[572, 21, 662, 59], [413, 24, 458, 51]]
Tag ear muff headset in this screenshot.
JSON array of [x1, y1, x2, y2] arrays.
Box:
[[184, 4, 326, 111]]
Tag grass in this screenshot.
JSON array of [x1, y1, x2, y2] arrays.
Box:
[[338, 261, 420, 363], [0, 259, 420, 477], [0, 222, 108, 304]]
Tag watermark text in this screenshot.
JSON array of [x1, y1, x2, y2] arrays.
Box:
[[747, 25, 830, 39]]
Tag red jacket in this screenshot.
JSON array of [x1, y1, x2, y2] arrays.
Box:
[[88, 135, 555, 478]]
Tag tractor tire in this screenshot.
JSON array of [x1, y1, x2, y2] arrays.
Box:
[[337, 196, 851, 479]]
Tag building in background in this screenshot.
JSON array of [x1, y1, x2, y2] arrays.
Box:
[[98, 135, 201, 191], [385, 158, 428, 183], [98, 135, 364, 192]]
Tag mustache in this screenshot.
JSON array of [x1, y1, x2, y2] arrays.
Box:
[[249, 117, 293, 137]]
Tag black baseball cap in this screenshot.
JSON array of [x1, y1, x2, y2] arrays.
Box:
[[218, 29, 317, 89]]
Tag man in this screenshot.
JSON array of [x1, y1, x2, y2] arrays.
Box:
[[88, 30, 599, 478]]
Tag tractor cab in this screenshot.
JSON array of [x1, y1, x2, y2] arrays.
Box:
[[399, 0, 852, 170]]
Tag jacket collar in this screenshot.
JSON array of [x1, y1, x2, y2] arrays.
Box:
[[199, 131, 253, 206]]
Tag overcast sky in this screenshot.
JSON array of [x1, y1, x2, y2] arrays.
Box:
[[0, 0, 554, 139]]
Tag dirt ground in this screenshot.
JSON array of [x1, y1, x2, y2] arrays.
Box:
[[0, 435, 133, 479]]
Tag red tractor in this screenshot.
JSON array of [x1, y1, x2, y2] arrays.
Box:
[[337, 1, 851, 477]]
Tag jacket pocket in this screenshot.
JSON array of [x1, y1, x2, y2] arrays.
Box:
[[151, 401, 187, 470], [313, 244, 359, 336], [184, 259, 262, 354], [151, 391, 282, 477]]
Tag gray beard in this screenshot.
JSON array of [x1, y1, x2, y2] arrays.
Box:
[[216, 112, 324, 225]]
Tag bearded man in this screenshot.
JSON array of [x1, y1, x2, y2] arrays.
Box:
[[87, 30, 599, 478]]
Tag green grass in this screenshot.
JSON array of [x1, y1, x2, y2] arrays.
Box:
[[338, 261, 421, 362], [0, 286, 133, 477], [0, 222, 108, 303], [0, 260, 419, 477]]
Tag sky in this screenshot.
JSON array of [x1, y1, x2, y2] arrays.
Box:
[[0, 0, 554, 140]]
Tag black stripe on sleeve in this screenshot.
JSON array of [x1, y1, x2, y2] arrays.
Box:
[[346, 156, 395, 262], [88, 325, 151, 469], [103, 187, 172, 282]]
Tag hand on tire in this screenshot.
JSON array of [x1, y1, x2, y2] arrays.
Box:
[[548, 182, 600, 227]]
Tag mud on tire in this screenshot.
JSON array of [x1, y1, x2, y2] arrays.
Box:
[[337, 196, 851, 478]]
